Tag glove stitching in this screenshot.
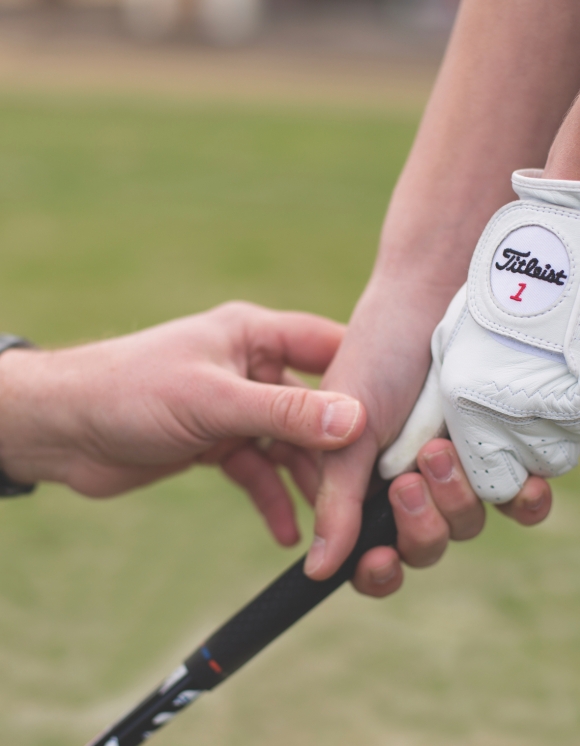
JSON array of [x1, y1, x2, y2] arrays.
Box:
[[477, 209, 574, 319], [556, 440, 578, 470], [485, 215, 575, 316], [515, 177, 580, 194], [450, 410, 525, 487], [469, 323, 563, 352], [570, 324, 580, 373], [558, 419, 580, 430], [461, 411, 572, 490], [470, 202, 580, 286], [455, 396, 539, 425], [571, 317, 580, 345], [444, 303, 469, 355], [469, 203, 579, 349], [487, 378, 580, 407], [453, 385, 580, 419], [499, 449, 525, 491]]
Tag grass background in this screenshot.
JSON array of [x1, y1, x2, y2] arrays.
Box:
[[0, 92, 579, 746]]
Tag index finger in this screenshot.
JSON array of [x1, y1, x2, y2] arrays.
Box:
[[246, 308, 346, 378]]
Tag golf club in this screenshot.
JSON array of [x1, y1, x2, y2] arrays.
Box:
[[86, 474, 396, 746]]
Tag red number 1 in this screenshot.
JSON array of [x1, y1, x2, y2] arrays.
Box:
[[510, 283, 526, 302]]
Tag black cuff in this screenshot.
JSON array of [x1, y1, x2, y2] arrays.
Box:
[[0, 471, 36, 497]]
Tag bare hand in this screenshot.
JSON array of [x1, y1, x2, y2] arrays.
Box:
[[0, 302, 366, 546]]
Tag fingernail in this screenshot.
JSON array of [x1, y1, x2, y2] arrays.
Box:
[[304, 535, 326, 575], [370, 564, 396, 585], [525, 494, 544, 512], [322, 400, 361, 439], [395, 481, 427, 514], [423, 449, 454, 482]]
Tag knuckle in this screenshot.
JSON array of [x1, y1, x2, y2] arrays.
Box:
[[401, 521, 449, 568], [270, 387, 314, 435], [404, 544, 447, 569], [433, 479, 478, 514], [439, 498, 485, 540], [449, 512, 485, 541], [221, 300, 253, 314], [352, 571, 404, 598], [214, 300, 256, 323], [429, 476, 485, 540]]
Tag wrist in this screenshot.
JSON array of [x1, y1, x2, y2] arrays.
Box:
[[0, 348, 77, 486], [373, 224, 473, 298], [364, 263, 459, 334], [373, 157, 516, 295]]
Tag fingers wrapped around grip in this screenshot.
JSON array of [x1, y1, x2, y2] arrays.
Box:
[[388, 439, 484, 568], [354, 438, 551, 597]]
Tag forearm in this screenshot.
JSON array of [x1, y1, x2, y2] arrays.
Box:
[[377, 0, 580, 297], [308, 0, 580, 583], [544, 92, 580, 179], [0, 347, 83, 485]]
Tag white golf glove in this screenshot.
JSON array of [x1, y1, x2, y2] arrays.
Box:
[[380, 169, 580, 503]]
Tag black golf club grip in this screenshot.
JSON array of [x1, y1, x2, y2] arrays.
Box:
[[87, 477, 395, 746], [186, 476, 396, 684]]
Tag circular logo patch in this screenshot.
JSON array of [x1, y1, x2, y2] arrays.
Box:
[[490, 225, 570, 314]]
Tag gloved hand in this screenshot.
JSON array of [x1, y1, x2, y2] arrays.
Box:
[[380, 169, 580, 503]]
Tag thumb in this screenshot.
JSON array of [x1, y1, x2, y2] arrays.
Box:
[[304, 361, 445, 581], [220, 377, 366, 450], [379, 362, 446, 479], [303, 430, 379, 580]]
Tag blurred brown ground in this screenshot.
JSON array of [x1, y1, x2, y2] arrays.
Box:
[[0, 2, 447, 109]]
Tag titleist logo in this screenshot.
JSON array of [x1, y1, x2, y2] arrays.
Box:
[[495, 248, 567, 286]]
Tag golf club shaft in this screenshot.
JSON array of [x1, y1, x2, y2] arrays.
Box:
[[87, 477, 396, 746]]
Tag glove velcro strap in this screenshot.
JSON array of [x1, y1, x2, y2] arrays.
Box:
[[468, 200, 580, 375]]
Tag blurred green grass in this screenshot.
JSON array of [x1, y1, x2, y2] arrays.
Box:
[[0, 92, 579, 746]]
